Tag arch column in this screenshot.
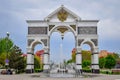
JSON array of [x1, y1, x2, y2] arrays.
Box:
[[91, 47, 100, 73], [26, 47, 34, 73], [43, 47, 50, 73], [76, 47, 82, 74]]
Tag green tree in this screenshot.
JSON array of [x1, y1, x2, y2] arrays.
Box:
[[113, 53, 120, 59], [0, 37, 13, 54], [67, 59, 72, 64], [34, 56, 40, 69], [9, 45, 26, 73], [82, 50, 91, 61], [0, 53, 6, 67], [0, 37, 13, 68], [72, 51, 76, 63], [67, 48, 76, 64], [105, 55, 116, 69], [82, 60, 91, 68], [67, 50, 92, 64], [99, 57, 105, 69]]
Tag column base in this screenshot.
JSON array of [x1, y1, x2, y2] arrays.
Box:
[[26, 69, 34, 73], [76, 69, 83, 75], [43, 69, 50, 73], [91, 69, 100, 73]]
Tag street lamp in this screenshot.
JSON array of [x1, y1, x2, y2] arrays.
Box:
[[6, 32, 10, 38], [5, 32, 10, 69]]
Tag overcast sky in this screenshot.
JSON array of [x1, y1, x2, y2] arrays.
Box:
[[0, 0, 120, 62]]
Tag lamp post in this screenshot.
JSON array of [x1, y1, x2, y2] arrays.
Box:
[[5, 32, 10, 69]]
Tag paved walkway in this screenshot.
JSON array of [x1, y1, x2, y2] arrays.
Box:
[[0, 73, 120, 80]]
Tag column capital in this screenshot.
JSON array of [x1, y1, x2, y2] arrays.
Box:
[[44, 52, 50, 55], [44, 47, 49, 53], [76, 47, 82, 52], [27, 52, 34, 55], [76, 52, 82, 55], [92, 52, 99, 55], [27, 47, 34, 53], [93, 47, 99, 53], [75, 36, 77, 39]]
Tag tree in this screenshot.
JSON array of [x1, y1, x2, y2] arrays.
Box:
[[0, 37, 13, 68], [0, 37, 13, 54], [34, 55, 40, 69], [71, 49, 76, 63], [82, 50, 91, 61], [67, 50, 92, 65], [82, 60, 91, 68], [9, 45, 26, 73], [113, 53, 120, 59], [0, 53, 6, 67], [105, 55, 116, 69], [99, 57, 105, 69], [67, 59, 72, 64]]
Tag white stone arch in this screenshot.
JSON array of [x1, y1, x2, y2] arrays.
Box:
[[80, 39, 95, 52], [26, 39, 45, 73], [30, 40, 45, 50], [48, 24, 77, 36], [26, 5, 100, 74], [79, 39, 99, 73]]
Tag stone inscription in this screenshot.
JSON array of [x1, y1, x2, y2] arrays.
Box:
[[78, 27, 97, 34], [28, 27, 47, 34]]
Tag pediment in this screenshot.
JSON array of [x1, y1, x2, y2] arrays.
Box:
[[44, 5, 81, 22]]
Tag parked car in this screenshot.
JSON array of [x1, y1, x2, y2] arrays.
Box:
[[1, 69, 12, 75]]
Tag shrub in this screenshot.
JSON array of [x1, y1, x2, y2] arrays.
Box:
[[105, 55, 116, 69], [100, 70, 112, 74], [83, 68, 91, 73], [82, 60, 91, 68], [34, 69, 43, 73]]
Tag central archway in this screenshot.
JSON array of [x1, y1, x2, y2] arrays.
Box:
[[49, 25, 76, 74]]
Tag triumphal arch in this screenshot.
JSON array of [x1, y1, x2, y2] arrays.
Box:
[[26, 5, 99, 74]]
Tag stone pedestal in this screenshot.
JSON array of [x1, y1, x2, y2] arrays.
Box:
[[43, 52, 50, 73], [76, 51, 82, 74], [26, 69, 34, 73], [91, 69, 100, 73], [26, 48, 34, 73], [91, 51, 100, 73]]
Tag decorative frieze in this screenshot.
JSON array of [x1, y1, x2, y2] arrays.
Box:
[[78, 27, 97, 34], [28, 39, 34, 46], [70, 25, 76, 31], [41, 39, 47, 46], [49, 25, 55, 31], [57, 27, 68, 33], [91, 39, 98, 46], [78, 39, 84, 46], [28, 27, 47, 34]]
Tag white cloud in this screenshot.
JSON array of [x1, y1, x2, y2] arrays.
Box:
[[98, 19, 120, 39], [0, 0, 120, 53]]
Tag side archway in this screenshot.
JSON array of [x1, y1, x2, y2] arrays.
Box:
[[80, 40, 95, 52], [80, 39, 99, 73], [26, 40, 45, 73]]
